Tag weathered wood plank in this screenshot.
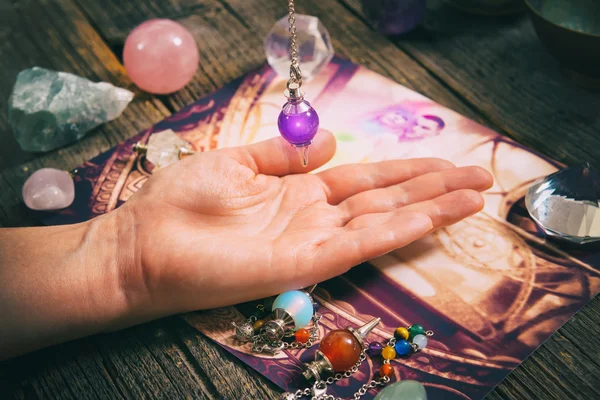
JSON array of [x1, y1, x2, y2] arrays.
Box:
[[133, 319, 221, 399], [341, 0, 600, 168], [0, 339, 124, 400], [170, 316, 280, 399], [75, 0, 267, 111]]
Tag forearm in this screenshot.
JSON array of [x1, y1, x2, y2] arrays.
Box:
[[0, 214, 129, 360]]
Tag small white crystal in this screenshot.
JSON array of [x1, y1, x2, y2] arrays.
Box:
[[146, 129, 192, 168]]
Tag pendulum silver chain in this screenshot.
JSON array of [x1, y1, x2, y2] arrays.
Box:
[[248, 313, 322, 354], [283, 348, 390, 400], [287, 0, 302, 86]]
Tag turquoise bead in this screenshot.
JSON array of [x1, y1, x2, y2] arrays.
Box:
[[374, 380, 428, 400], [272, 290, 313, 330]]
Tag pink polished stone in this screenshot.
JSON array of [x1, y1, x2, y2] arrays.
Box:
[[22, 168, 74, 211], [124, 19, 199, 94]]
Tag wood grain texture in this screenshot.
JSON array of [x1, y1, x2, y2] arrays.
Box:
[[1, 0, 599, 399]]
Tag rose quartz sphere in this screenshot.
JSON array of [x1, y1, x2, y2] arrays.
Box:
[[124, 19, 199, 94], [22, 168, 74, 211]]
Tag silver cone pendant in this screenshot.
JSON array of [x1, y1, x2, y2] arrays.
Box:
[[525, 162, 600, 244]]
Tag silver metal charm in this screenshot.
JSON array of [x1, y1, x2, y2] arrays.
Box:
[[232, 320, 255, 343]]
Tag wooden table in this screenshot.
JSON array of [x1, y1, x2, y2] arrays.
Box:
[[1, 0, 599, 399]]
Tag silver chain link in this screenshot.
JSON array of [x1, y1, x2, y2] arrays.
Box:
[[284, 348, 390, 399], [287, 0, 302, 86], [251, 313, 322, 353]]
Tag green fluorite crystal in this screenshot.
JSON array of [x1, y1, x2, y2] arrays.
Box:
[[374, 380, 428, 400], [8, 67, 134, 152]]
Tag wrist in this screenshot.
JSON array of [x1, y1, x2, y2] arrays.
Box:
[[0, 214, 133, 359]]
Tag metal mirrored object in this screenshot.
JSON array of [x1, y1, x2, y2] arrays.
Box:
[[525, 162, 600, 244]]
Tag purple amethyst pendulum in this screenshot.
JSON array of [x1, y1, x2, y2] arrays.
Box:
[[277, 0, 320, 167]]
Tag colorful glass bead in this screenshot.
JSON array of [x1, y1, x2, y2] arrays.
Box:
[[272, 290, 314, 330], [295, 328, 311, 343], [394, 327, 409, 341], [123, 19, 199, 94], [394, 339, 412, 356], [252, 319, 265, 331], [408, 324, 426, 340], [412, 334, 428, 350], [319, 329, 362, 371], [379, 363, 394, 378], [381, 346, 397, 360], [367, 342, 384, 356]]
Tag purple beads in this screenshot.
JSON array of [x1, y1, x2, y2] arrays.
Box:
[[278, 99, 320, 146], [367, 341, 384, 356], [361, 0, 426, 36]]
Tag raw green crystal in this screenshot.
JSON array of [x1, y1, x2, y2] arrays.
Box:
[[8, 67, 134, 152], [374, 380, 428, 400]]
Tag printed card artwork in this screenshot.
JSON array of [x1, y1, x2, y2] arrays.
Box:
[[42, 57, 600, 400]]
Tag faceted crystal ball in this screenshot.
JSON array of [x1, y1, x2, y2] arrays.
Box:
[[264, 14, 334, 81], [525, 163, 600, 244], [124, 19, 199, 94], [22, 168, 74, 211]]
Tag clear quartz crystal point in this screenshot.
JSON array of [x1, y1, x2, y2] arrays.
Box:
[[146, 129, 192, 169], [525, 162, 600, 244], [264, 14, 334, 81]]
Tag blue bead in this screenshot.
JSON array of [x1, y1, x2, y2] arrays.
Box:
[[394, 339, 412, 356], [272, 290, 314, 329]]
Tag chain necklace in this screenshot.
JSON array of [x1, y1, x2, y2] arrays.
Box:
[[282, 347, 390, 400], [277, 0, 320, 167], [287, 0, 302, 87]]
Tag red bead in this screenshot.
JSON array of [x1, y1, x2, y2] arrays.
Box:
[[295, 328, 310, 343], [379, 363, 394, 378], [319, 329, 362, 372]]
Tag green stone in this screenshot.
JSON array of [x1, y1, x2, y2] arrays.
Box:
[[8, 67, 134, 152], [409, 324, 426, 340], [374, 380, 427, 400]]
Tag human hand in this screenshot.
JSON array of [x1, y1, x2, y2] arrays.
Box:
[[116, 130, 493, 323]]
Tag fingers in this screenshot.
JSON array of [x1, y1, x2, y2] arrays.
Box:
[[314, 189, 484, 279], [339, 166, 493, 220], [397, 189, 484, 228], [314, 212, 433, 279], [317, 158, 455, 205], [223, 129, 336, 176]]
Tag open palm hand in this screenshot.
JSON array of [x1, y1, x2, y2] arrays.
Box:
[[118, 130, 492, 320]]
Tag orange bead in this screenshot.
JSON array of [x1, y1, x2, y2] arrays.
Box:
[[295, 328, 311, 343], [252, 319, 265, 331], [381, 346, 397, 360], [379, 363, 394, 378], [319, 329, 362, 372]]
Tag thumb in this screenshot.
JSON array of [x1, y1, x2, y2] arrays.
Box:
[[222, 129, 336, 176]]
